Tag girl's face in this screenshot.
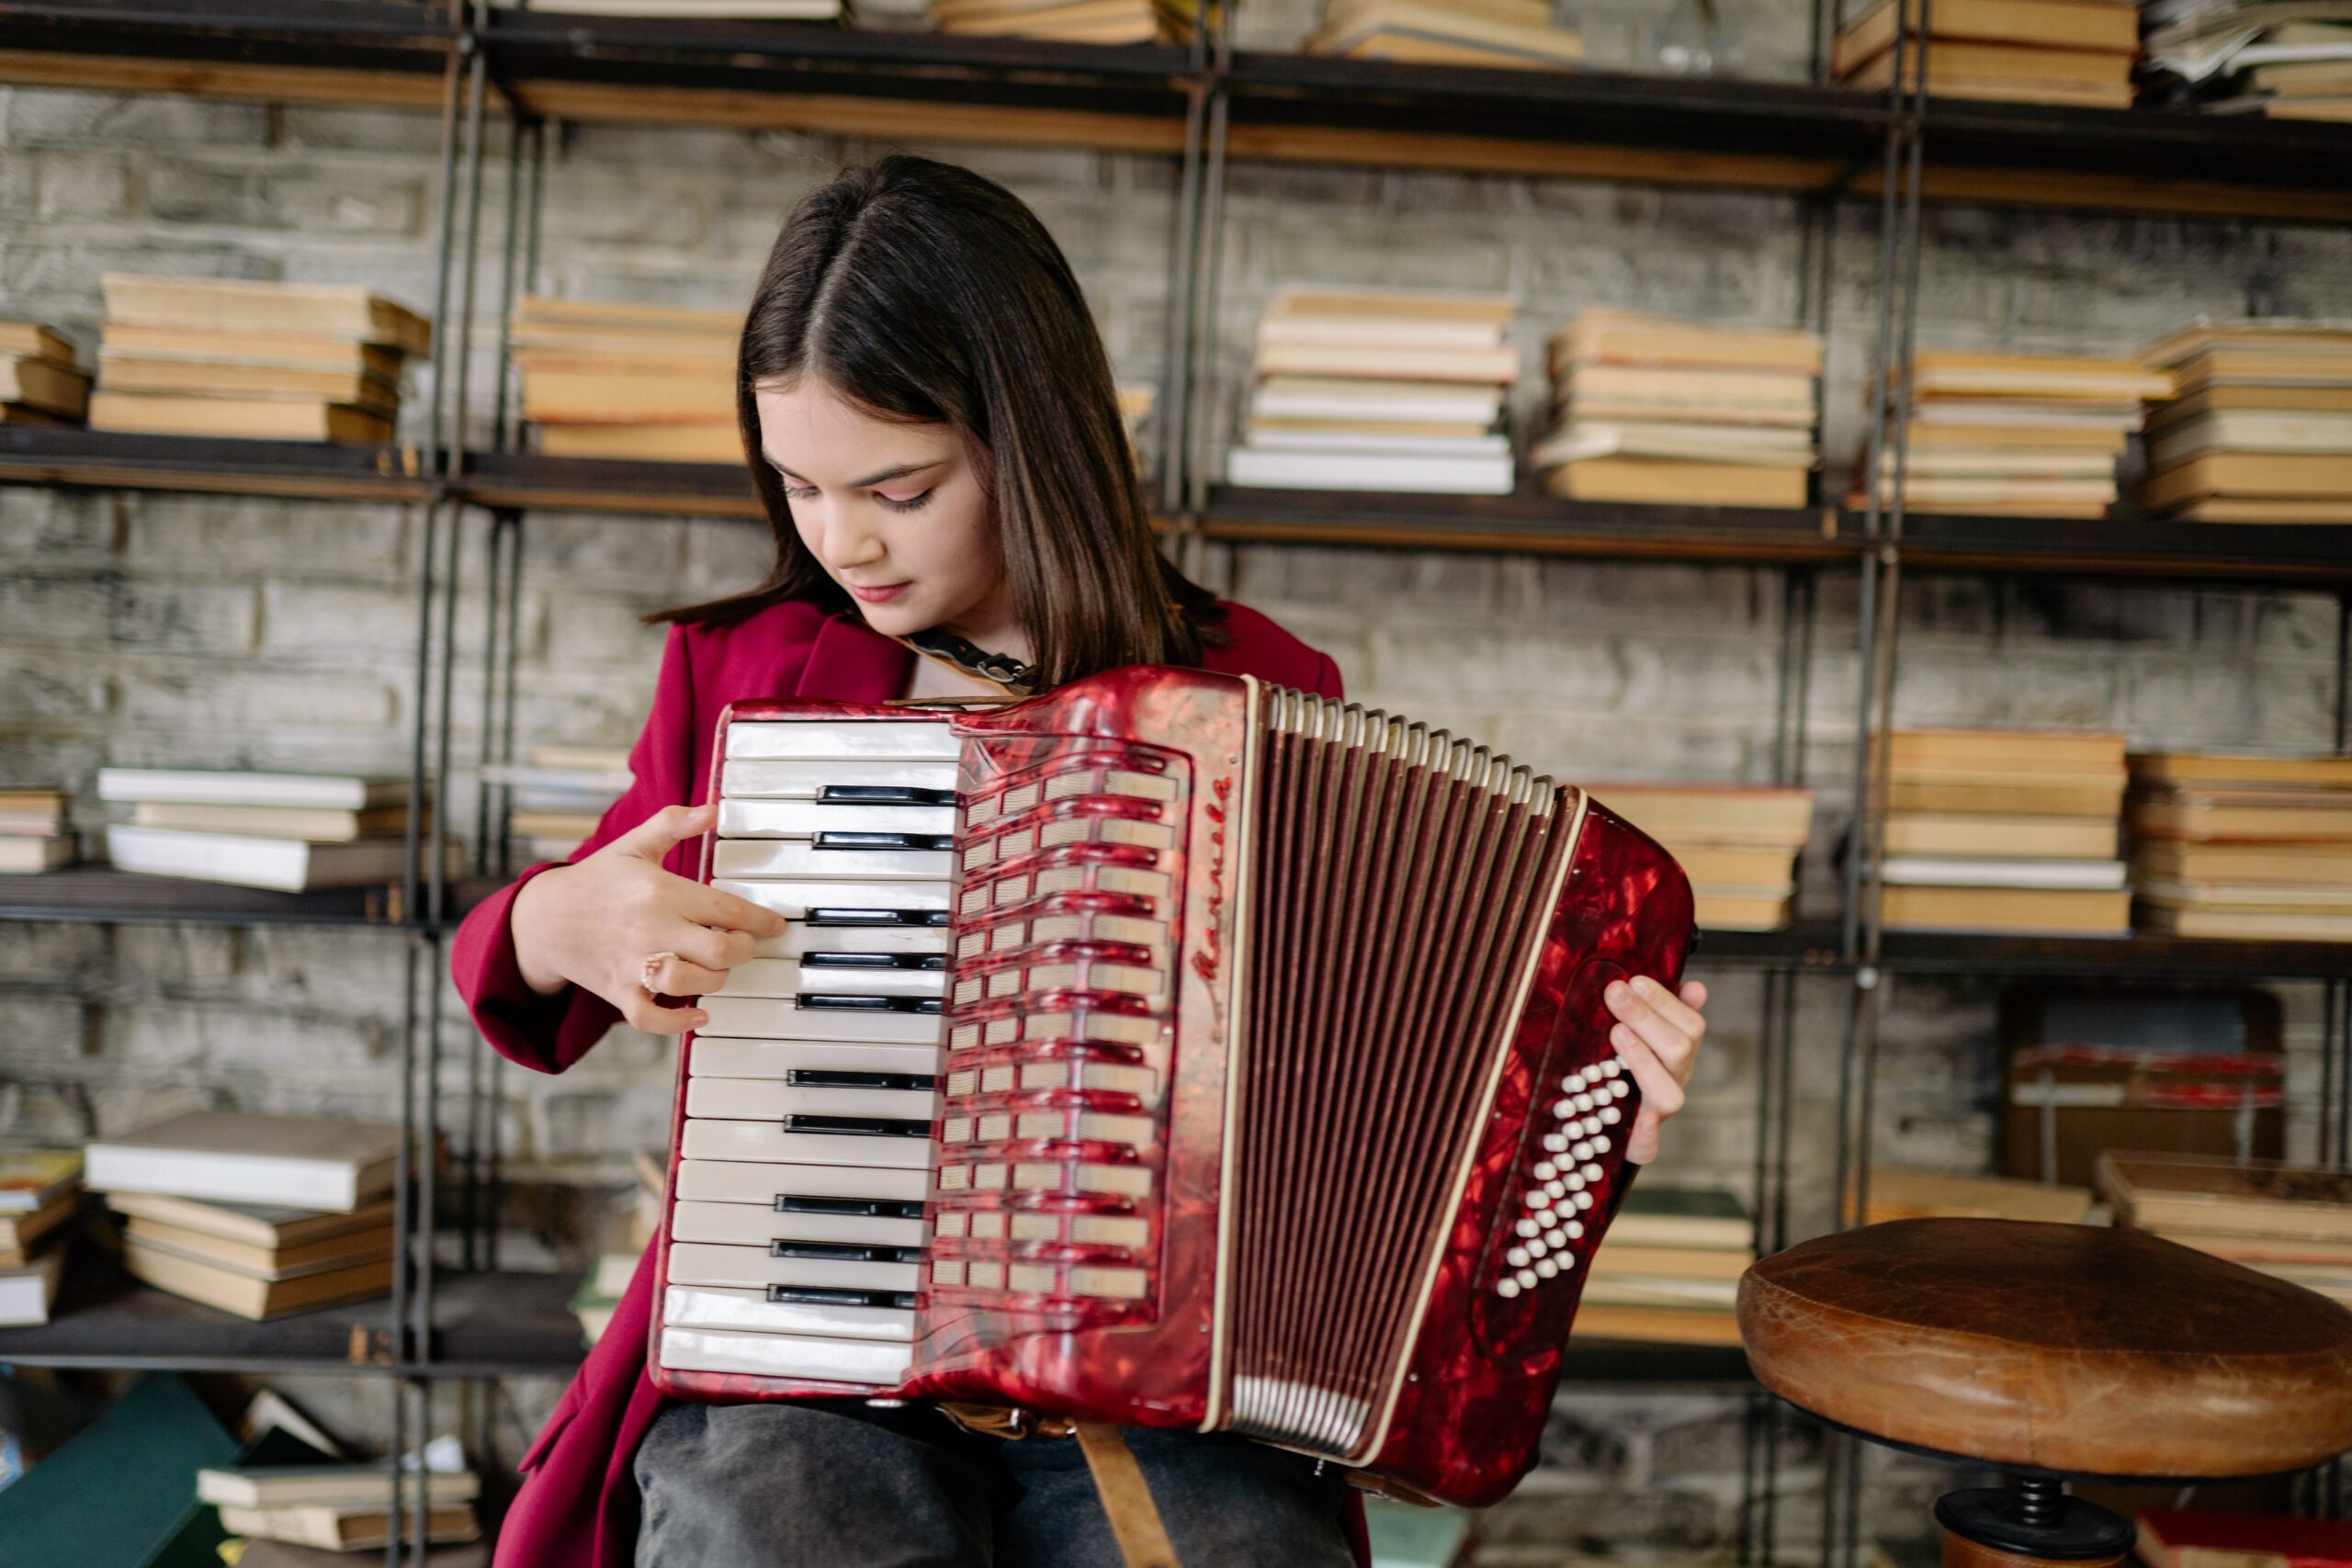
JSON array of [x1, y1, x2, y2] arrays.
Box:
[[754, 377, 1020, 652]]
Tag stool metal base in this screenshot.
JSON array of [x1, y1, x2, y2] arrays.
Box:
[[1936, 1481, 2135, 1568]]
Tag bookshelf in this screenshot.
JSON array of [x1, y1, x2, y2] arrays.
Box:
[[3, 3, 2351, 1557]]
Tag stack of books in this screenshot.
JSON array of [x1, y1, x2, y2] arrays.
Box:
[[1877, 728, 2132, 935], [1860, 1166, 2095, 1225], [2100, 1151, 2352, 1307], [201, 1462, 482, 1554], [486, 746, 633, 863], [2142, 0, 2352, 120], [2136, 320, 2352, 524], [928, 0, 1193, 43], [86, 1111, 403, 1320], [1577, 1187, 1752, 1346], [1832, 0, 2141, 105], [1535, 309, 1822, 507], [514, 296, 737, 464], [1856, 351, 2174, 518], [0, 785, 73, 874], [0, 1151, 81, 1328], [1226, 288, 1519, 495], [1303, 0, 1584, 67], [573, 1152, 664, 1345], [0, 321, 90, 427], [88, 276, 427, 445], [1590, 784, 1816, 931], [98, 768, 441, 893], [2127, 750, 2352, 940]]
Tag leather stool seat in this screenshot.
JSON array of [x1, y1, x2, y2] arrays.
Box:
[[1736, 1217, 2352, 1479]]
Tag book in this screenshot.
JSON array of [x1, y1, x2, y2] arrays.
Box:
[[0, 1188, 76, 1258], [217, 1502, 480, 1551], [2134, 840, 2352, 884], [1888, 776, 2127, 816], [1880, 855, 2127, 889], [95, 322, 403, 377], [1605, 1186, 1753, 1249], [0, 1373, 241, 1568], [2146, 451, 2352, 508], [2101, 1153, 2352, 1240], [123, 1239, 394, 1320], [1544, 456, 1809, 506], [1883, 812, 2117, 858], [126, 801, 416, 840], [123, 1217, 394, 1279], [1861, 1166, 2093, 1224], [96, 770, 411, 809], [1252, 377, 1504, 425], [2135, 905, 2352, 940], [1589, 784, 1815, 846], [1250, 340, 1521, 385], [95, 355, 395, 412], [2150, 412, 2352, 464], [0, 1246, 64, 1327], [2132, 750, 2352, 788], [1833, 0, 2139, 64], [1887, 728, 2128, 771], [1844, 50, 2135, 104], [198, 1464, 480, 1509], [536, 423, 743, 462], [0, 1148, 81, 1213], [1879, 883, 2132, 933], [1569, 1302, 1746, 1345], [100, 276, 431, 357], [0, 356, 91, 420], [105, 824, 437, 892], [85, 1111, 404, 1212], [2129, 795, 2352, 842], [1225, 446, 1514, 494], [1560, 363, 1815, 408], [105, 1191, 397, 1247], [1548, 310, 1824, 375], [0, 321, 75, 361], [87, 390, 391, 444], [0, 836, 77, 872], [1586, 1241, 1756, 1281]]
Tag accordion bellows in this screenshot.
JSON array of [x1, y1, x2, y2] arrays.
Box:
[[652, 667, 1693, 1506]]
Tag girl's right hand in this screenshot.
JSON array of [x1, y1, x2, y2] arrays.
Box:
[[509, 801, 788, 1036]]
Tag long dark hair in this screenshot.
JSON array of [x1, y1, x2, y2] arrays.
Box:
[[649, 154, 1220, 686]]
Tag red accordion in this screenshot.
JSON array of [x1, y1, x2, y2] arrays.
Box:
[[651, 667, 1693, 1506]]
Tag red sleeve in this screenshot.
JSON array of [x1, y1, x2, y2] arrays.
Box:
[[447, 624, 702, 1076]]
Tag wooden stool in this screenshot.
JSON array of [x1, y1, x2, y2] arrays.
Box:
[[1736, 1218, 2352, 1568]]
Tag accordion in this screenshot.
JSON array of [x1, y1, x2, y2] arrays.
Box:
[[651, 667, 1693, 1506]]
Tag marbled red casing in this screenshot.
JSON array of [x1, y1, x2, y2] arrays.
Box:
[[650, 671, 1693, 1508]]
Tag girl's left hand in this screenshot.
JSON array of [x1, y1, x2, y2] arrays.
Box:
[[1603, 976, 1709, 1165]]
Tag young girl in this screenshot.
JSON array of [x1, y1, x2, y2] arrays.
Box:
[[453, 154, 1709, 1568]]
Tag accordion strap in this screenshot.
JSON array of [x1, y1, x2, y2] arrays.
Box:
[[934, 1404, 1182, 1568]]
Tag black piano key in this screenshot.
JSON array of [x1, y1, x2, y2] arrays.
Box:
[[769, 1240, 927, 1264], [775, 1195, 928, 1220], [783, 1114, 934, 1138], [817, 785, 957, 806], [807, 908, 954, 928], [767, 1285, 920, 1310], [803, 953, 946, 971], [786, 1069, 940, 1092], [814, 830, 956, 852], [797, 994, 943, 1015]]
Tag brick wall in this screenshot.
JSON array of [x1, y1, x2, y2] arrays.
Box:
[[3, 45, 2347, 1551]]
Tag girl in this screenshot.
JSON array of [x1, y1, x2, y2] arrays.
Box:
[[453, 154, 1709, 1568]]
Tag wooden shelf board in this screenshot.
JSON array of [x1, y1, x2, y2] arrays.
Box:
[[0, 867, 494, 928], [0, 429, 433, 504], [460, 451, 761, 518], [1199, 487, 1853, 564]]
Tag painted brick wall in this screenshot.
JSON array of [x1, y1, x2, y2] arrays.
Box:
[[3, 51, 2346, 1549]]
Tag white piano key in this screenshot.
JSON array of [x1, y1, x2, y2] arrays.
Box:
[[688, 1038, 943, 1081], [714, 958, 944, 1000], [715, 878, 951, 918], [681, 1121, 936, 1168], [661, 1325, 913, 1384], [662, 1283, 916, 1342], [668, 1241, 920, 1294], [719, 758, 960, 797], [752, 922, 951, 960], [726, 720, 960, 761], [684, 1078, 942, 1122], [671, 1200, 925, 1250], [719, 800, 956, 838], [675, 1158, 932, 1205], [713, 839, 954, 882], [695, 995, 942, 1044]]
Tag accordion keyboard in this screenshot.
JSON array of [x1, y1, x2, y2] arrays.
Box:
[[659, 718, 960, 1385]]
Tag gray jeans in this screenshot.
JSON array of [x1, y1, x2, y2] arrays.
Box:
[[634, 1398, 1354, 1567]]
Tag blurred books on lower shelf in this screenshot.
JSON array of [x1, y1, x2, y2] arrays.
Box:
[[1, 319, 90, 427], [2136, 321, 2352, 524], [96, 768, 444, 893], [2101, 1151, 2352, 1305], [1227, 288, 1519, 495], [1852, 351, 2171, 518], [1877, 728, 2132, 935], [514, 296, 738, 464], [929, 0, 1196, 42], [1590, 784, 1815, 931], [1860, 1166, 2095, 1225], [1832, 0, 2140, 106], [2141, 0, 2352, 123], [1536, 310, 1822, 507], [88, 1112, 403, 1318], [89, 275, 427, 446], [1577, 1186, 1753, 1347], [0, 1150, 83, 1326], [1304, 0, 1583, 68], [0, 785, 74, 873], [488, 744, 633, 863], [2127, 749, 2352, 940]]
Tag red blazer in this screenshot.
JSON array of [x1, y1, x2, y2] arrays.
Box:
[[452, 599, 1348, 1568]]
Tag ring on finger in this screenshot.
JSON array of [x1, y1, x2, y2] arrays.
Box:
[[639, 950, 678, 996]]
